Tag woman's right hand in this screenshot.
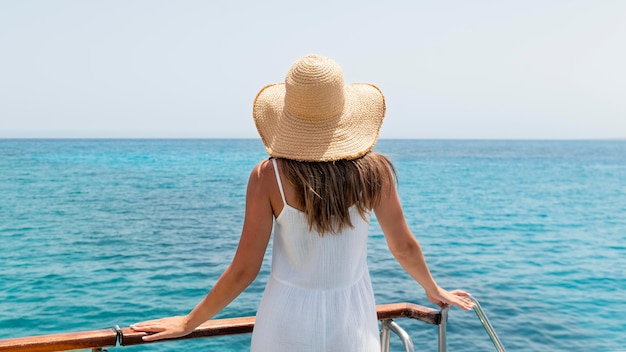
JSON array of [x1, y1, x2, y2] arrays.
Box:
[[130, 316, 193, 341], [426, 287, 475, 311]]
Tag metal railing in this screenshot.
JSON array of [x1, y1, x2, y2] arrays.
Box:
[[467, 295, 506, 352], [381, 295, 506, 352], [0, 297, 505, 352], [380, 319, 415, 352]]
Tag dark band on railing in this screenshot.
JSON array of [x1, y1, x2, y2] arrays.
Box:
[[0, 302, 442, 352], [113, 325, 123, 346]]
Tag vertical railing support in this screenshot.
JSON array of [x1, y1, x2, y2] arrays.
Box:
[[380, 319, 392, 352], [438, 305, 449, 352]]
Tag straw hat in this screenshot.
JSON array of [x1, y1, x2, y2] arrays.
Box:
[[253, 54, 385, 162]]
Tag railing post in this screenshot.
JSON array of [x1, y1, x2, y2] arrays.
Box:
[[380, 319, 392, 352], [438, 305, 449, 352]]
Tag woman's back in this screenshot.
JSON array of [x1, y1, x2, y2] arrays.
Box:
[[270, 159, 371, 289], [250, 158, 380, 351]]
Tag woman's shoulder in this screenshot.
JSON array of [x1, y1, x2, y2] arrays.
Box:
[[253, 158, 274, 173], [248, 158, 276, 186]]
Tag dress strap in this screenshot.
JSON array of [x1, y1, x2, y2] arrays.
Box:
[[271, 159, 287, 205]]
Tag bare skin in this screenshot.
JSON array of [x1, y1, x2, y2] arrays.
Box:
[[130, 159, 473, 341]]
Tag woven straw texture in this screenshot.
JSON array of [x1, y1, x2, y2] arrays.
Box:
[[253, 55, 385, 162]]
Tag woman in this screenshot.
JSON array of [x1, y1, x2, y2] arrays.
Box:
[[131, 54, 473, 351]]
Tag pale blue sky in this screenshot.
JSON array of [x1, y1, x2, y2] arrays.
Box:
[[1, 0, 625, 139]]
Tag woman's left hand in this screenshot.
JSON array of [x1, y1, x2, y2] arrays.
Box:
[[130, 316, 192, 341]]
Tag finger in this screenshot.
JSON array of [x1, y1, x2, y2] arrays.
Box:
[[130, 320, 161, 329], [450, 289, 471, 297], [452, 297, 474, 310], [130, 323, 150, 331], [130, 324, 166, 333], [142, 331, 170, 342], [451, 291, 475, 310]]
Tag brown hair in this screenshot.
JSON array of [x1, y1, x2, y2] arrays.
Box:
[[278, 152, 397, 234]]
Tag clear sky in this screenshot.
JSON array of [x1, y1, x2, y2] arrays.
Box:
[[1, 0, 625, 139]]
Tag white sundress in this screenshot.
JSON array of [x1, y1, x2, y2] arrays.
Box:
[[250, 159, 380, 352]]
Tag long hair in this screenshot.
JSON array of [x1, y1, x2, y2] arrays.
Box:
[[278, 152, 397, 235]]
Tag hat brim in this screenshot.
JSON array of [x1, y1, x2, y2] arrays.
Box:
[[253, 83, 385, 162]]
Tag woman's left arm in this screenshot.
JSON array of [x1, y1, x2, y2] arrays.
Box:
[[374, 181, 474, 311]]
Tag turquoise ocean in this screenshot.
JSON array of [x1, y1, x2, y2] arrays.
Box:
[[1, 139, 625, 351]]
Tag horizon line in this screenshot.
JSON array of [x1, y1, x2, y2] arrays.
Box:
[[1, 137, 624, 141]]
